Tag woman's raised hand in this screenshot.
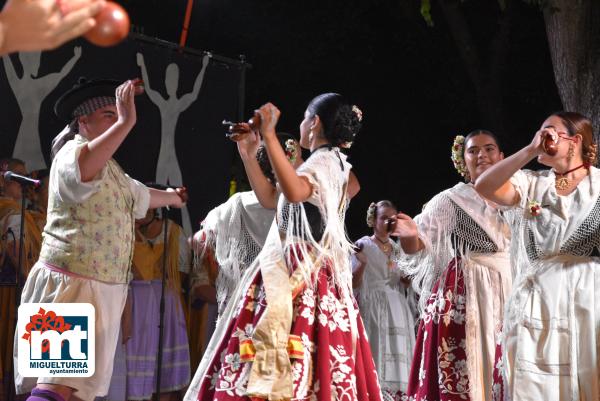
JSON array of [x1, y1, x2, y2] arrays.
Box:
[[391, 213, 424, 254], [391, 213, 419, 240], [256, 102, 280, 139], [530, 127, 555, 156], [236, 130, 261, 160]]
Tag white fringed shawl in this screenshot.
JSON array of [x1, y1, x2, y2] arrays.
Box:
[[193, 191, 275, 314], [184, 147, 354, 401], [398, 182, 511, 315]]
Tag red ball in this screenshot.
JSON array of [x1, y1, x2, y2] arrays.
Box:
[[84, 2, 130, 47]]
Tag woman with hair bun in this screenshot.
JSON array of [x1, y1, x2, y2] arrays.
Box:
[[185, 93, 382, 401], [352, 200, 416, 400], [394, 130, 513, 401], [476, 112, 600, 400]]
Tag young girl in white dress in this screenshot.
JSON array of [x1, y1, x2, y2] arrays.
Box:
[[352, 200, 416, 401]]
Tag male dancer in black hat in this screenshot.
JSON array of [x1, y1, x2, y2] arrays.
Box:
[[14, 78, 187, 401]]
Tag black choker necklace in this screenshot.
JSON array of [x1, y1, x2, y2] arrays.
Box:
[[372, 235, 392, 254], [313, 143, 334, 152], [373, 235, 389, 245], [553, 163, 588, 191]]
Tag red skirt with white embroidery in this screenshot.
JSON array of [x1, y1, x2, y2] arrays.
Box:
[[193, 256, 383, 401], [405, 258, 505, 401]]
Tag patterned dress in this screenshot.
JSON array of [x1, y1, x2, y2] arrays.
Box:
[[184, 147, 383, 401], [352, 237, 416, 400], [401, 183, 512, 401], [504, 167, 600, 401]]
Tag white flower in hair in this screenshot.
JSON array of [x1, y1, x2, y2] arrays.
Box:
[[352, 105, 363, 122]]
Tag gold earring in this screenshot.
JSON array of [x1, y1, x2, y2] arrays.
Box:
[[308, 130, 314, 142], [567, 142, 575, 161]]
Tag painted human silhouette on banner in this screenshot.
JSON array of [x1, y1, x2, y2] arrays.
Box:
[[137, 52, 211, 235], [0, 36, 239, 237], [3, 47, 81, 171]]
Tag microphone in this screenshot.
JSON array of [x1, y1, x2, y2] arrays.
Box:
[[3, 171, 41, 188]]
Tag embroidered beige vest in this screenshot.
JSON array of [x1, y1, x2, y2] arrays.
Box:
[[39, 156, 136, 284]]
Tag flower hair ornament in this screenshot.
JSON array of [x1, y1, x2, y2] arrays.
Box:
[[451, 135, 470, 182], [339, 105, 363, 150], [352, 105, 363, 122], [284, 139, 298, 165], [366, 202, 377, 227]]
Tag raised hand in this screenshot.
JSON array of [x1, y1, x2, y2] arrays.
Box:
[[391, 213, 419, 240], [0, 0, 105, 54], [392, 213, 424, 254], [531, 127, 555, 156], [115, 80, 137, 128], [236, 130, 261, 160], [256, 102, 280, 139]]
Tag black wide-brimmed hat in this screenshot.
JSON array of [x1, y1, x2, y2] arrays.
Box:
[[54, 77, 120, 121]]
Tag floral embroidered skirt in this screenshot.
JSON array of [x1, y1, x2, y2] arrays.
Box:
[[191, 258, 383, 401], [406, 258, 505, 401]]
